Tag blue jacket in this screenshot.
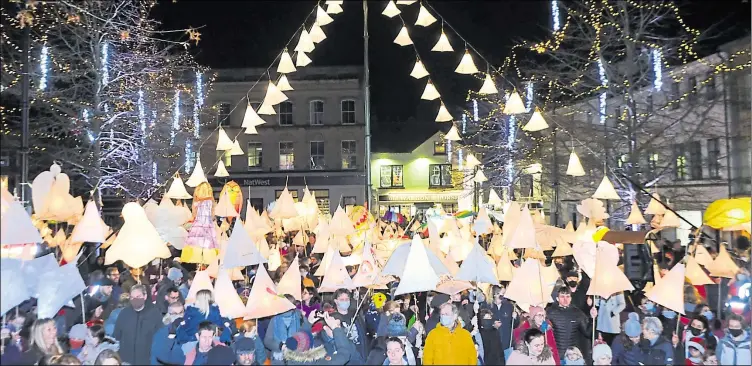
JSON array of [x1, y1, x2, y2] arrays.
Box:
[[231, 335, 267, 365], [611, 334, 642, 366], [175, 304, 233, 344], [151, 323, 181, 365], [105, 307, 124, 336], [484, 300, 518, 350]]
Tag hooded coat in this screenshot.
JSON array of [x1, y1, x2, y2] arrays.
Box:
[[716, 329, 751, 366], [282, 328, 352, 366], [512, 320, 560, 364]]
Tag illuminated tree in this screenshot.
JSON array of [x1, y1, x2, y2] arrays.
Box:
[[1, 0, 212, 198]]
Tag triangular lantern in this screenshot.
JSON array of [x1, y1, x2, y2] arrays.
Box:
[[551, 242, 574, 257], [316, 5, 334, 26], [473, 169, 488, 183], [215, 190, 239, 218], [505, 259, 555, 307], [35, 260, 87, 319], [185, 270, 214, 304], [230, 140, 244, 156], [503, 90, 527, 114], [257, 101, 276, 115], [685, 256, 714, 285], [330, 205, 356, 237], [69, 200, 107, 243], [186, 158, 208, 187], [444, 125, 461, 141], [104, 203, 171, 268], [435, 102, 453, 122], [707, 244, 740, 278], [309, 24, 327, 43], [277, 50, 297, 74], [394, 236, 440, 295], [214, 269, 247, 318], [294, 29, 315, 53], [278, 257, 302, 301], [216, 127, 235, 151], [277, 75, 294, 91], [495, 250, 514, 281], [319, 252, 356, 292], [645, 262, 686, 314], [296, 52, 312, 67], [432, 31, 454, 52], [455, 51, 479, 74], [241, 102, 266, 128], [508, 206, 538, 249], [421, 80, 440, 100], [263, 81, 288, 106], [593, 175, 621, 200], [478, 74, 498, 95], [691, 244, 713, 267], [523, 108, 549, 131], [645, 194, 666, 215], [382, 1, 400, 17], [326, 3, 343, 14], [488, 188, 503, 206], [214, 161, 230, 178], [243, 265, 295, 319], [473, 207, 493, 235], [566, 150, 586, 177], [466, 153, 481, 168], [455, 242, 498, 284], [587, 242, 634, 298], [1, 197, 43, 246], [382, 236, 450, 277], [270, 187, 299, 219], [410, 59, 429, 79], [659, 210, 681, 228], [393, 26, 413, 46], [626, 201, 647, 225], [415, 5, 436, 26]]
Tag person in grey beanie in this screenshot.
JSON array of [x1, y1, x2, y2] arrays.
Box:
[[611, 312, 645, 365]]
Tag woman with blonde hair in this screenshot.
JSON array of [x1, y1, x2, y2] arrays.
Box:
[[175, 289, 234, 344], [20, 319, 64, 364]]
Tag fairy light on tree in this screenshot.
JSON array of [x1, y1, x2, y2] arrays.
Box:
[[193, 71, 203, 138], [171, 89, 180, 144], [184, 140, 192, 173], [551, 0, 561, 32], [137, 89, 146, 139], [598, 58, 607, 124], [652, 48, 663, 90], [38, 44, 48, 90], [152, 161, 158, 185], [472, 99, 479, 122], [526, 81, 534, 112], [461, 113, 467, 134], [83, 109, 94, 142], [101, 42, 109, 86]]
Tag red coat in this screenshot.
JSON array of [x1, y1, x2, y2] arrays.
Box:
[[513, 320, 561, 365]]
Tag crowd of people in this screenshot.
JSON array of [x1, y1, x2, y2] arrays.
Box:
[[1, 231, 750, 366]]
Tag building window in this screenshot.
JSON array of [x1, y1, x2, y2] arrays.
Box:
[[647, 151, 658, 180], [707, 138, 720, 178], [705, 74, 716, 100], [310, 100, 324, 125], [689, 141, 702, 180], [216, 102, 231, 126], [379, 165, 404, 188], [310, 189, 330, 215], [341, 100, 356, 125], [343, 196, 357, 210], [429, 164, 452, 188], [688, 76, 698, 102], [434, 141, 446, 155], [341, 140, 357, 169], [310, 141, 325, 170], [247, 142, 262, 169], [217, 150, 232, 167], [673, 143, 687, 180], [279, 141, 294, 170], [276, 189, 299, 202], [669, 82, 680, 109], [279, 101, 293, 126], [442, 203, 458, 214]]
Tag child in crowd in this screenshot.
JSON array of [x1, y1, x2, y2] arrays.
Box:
[[563, 346, 584, 365]]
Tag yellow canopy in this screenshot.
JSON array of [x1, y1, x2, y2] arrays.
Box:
[[704, 198, 751, 230]]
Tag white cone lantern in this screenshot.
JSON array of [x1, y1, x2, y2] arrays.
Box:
[[215, 190, 239, 218], [455, 242, 498, 284], [503, 90, 527, 114], [473, 169, 488, 183], [707, 245, 740, 278], [421, 80, 440, 100], [432, 31, 453, 52], [278, 257, 302, 301], [382, 1, 400, 17], [326, 3, 343, 14], [241, 102, 266, 128], [691, 244, 713, 267], [216, 127, 234, 151], [330, 205, 356, 237], [593, 175, 621, 200], [104, 202, 171, 268], [393, 26, 413, 46], [244, 265, 295, 319], [214, 269, 247, 318], [263, 81, 288, 106], [415, 5, 436, 26], [645, 194, 666, 215], [309, 24, 327, 43], [495, 250, 514, 281], [444, 125, 461, 141], [626, 201, 647, 225], [230, 140, 244, 156], [166, 175, 192, 200], [478, 74, 498, 95], [455, 51, 479, 74], [566, 150, 586, 176], [296, 52, 312, 67], [277, 51, 297, 74], [435, 102, 453, 122], [659, 210, 681, 228], [185, 158, 207, 187], [466, 153, 481, 168], [505, 259, 555, 307], [1, 197, 43, 246], [277, 75, 294, 92], [587, 242, 634, 298], [214, 161, 230, 177], [69, 200, 107, 243], [488, 188, 503, 206], [394, 236, 440, 295], [410, 59, 429, 79], [645, 262, 686, 314], [685, 256, 713, 285], [270, 187, 298, 219], [523, 108, 549, 131], [319, 252, 356, 293], [294, 29, 315, 53], [552, 242, 574, 257], [316, 5, 334, 25]]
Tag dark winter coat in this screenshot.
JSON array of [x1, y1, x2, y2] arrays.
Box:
[[610, 334, 643, 366], [485, 299, 519, 350], [479, 327, 505, 365], [638, 336, 680, 365], [151, 320, 183, 365], [332, 309, 370, 361], [546, 304, 591, 360], [175, 304, 233, 344], [112, 303, 164, 365], [283, 328, 352, 366]]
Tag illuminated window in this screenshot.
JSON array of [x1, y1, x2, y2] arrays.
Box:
[[341, 100, 356, 125], [434, 141, 446, 155], [673, 143, 687, 180], [216, 150, 232, 167], [310, 141, 325, 170], [279, 141, 294, 170], [247, 142, 262, 169], [429, 164, 452, 188], [341, 140, 357, 169], [310, 100, 324, 125], [380, 165, 403, 188]]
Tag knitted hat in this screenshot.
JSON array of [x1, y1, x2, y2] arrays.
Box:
[[232, 337, 256, 354], [285, 331, 313, 352], [430, 294, 450, 308], [69, 323, 88, 340], [592, 343, 612, 362], [206, 345, 236, 365], [167, 267, 183, 281], [686, 337, 706, 354], [387, 312, 407, 337], [528, 306, 545, 320], [624, 312, 641, 338]]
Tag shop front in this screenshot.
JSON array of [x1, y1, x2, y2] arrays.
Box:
[[376, 190, 462, 221]]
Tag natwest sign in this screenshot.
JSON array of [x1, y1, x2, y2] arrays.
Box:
[[242, 178, 272, 186]]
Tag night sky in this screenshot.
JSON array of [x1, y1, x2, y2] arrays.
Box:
[[151, 0, 750, 147]]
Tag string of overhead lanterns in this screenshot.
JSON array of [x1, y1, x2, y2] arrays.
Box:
[[163, 1, 347, 199]]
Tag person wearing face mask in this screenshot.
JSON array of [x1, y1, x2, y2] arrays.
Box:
[[150, 301, 185, 365], [423, 303, 476, 365], [298, 287, 321, 318], [330, 288, 369, 363], [610, 312, 643, 365], [485, 284, 519, 351], [564, 272, 592, 315], [513, 306, 560, 363], [715, 313, 750, 365], [507, 328, 556, 365], [681, 314, 717, 359], [263, 308, 307, 363], [637, 316, 679, 365], [476, 309, 504, 365], [112, 284, 163, 365]]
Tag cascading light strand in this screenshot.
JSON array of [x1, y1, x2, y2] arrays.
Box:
[[101, 42, 109, 86], [137, 89, 146, 140], [171, 89, 180, 144], [185, 140, 192, 173], [194, 71, 203, 138], [551, 0, 561, 32], [652, 48, 663, 91], [83, 109, 94, 142], [526, 82, 534, 112], [598, 58, 607, 124], [38, 44, 48, 90]]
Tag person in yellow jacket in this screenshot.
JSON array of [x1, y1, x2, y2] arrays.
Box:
[[423, 303, 477, 365]]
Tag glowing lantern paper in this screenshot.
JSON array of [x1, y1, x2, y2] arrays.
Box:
[[222, 219, 264, 268], [277, 256, 302, 301], [270, 187, 298, 220], [69, 200, 107, 243], [478, 74, 498, 95], [244, 265, 295, 319], [105, 203, 170, 268], [690, 244, 713, 267], [393, 26, 413, 46], [330, 205, 356, 237], [185, 270, 214, 304], [0, 259, 30, 315], [502, 91, 526, 114], [455, 242, 498, 284], [214, 269, 247, 318], [216, 127, 234, 151], [382, 235, 450, 278], [593, 175, 621, 200], [645, 194, 666, 215], [626, 201, 647, 225], [505, 259, 555, 307], [566, 150, 586, 177], [507, 206, 538, 249], [410, 59, 429, 79], [315, 5, 333, 25], [421, 80, 440, 100], [587, 242, 634, 298], [182, 199, 219, 264], [551, 242, 574, 257], [706, 244, 740, 278], [1, 196, 43, 247], [166, 175, 192, 200], [645, 262, 686, 314], [394, 236, 440, 296], [523, 108, 549, 131], [495, 250, 514, 281], [382, 1, 400, 17], [684, 256, 713, 286], [277, 50, 297, 74], [432, 31, 454, 52], [214, 190, 238, 218], [415, 5, 436, 26], [319, 252, 356, 293], [472, 207, 492, 235], [186, 158, 207, 187], [36, 259, 86, 319]]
